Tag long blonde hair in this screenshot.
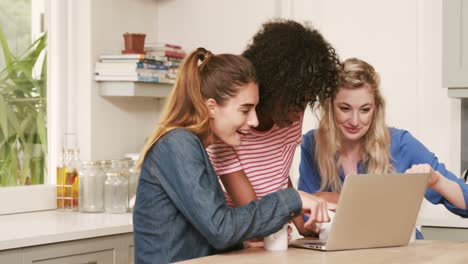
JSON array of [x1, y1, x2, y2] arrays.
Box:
[[137, 48, 256, 169], [315, 58, 394, 192]]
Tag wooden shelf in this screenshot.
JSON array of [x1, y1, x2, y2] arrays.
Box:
[[98, 81, 173, 98], [447, 87, 468, 98]]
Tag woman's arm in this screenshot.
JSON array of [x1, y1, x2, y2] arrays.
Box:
[[153, 130, 302, 249], [398, 130, 468, 215], [220, 170, 257, 207], [405, 164, 466, 209]]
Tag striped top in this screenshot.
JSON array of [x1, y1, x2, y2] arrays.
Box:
[[207, 116, 303, 206]]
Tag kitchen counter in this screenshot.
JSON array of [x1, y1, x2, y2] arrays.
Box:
[[0, 210, 133, 250], [418, 202, 468, 228], [417, 203, 468, 241], [178, 240, 468, 264]]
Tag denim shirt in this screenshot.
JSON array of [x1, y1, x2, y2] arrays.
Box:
[[133, 129, 302, 264]]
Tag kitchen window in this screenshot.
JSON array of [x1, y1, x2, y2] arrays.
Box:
[[0, 0, 47, 188], [0, 0, 69, 214]]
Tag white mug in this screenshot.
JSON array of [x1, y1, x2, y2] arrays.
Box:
[[264, 224, 288, 251], [319, 210, 336, 241]]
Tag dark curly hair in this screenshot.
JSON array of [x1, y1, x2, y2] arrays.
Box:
[[243, 19, 339, 124]]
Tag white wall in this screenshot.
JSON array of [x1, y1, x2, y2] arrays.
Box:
[[76, 0, 460, 181], [155, 0, 461, 178], [67, 0, 164, 161], [289, 0, 460, 180], [156, 0, 281, 54], [289, 0, 461, 219], [155, 0, 462, 220]]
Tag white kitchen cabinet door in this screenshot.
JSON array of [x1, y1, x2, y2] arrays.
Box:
[[443, 0, 468, 88], [22, 233, 133, 264], [0, 249, 22, 264]]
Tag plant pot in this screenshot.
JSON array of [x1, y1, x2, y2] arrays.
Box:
[[122, 33, 146, 54]]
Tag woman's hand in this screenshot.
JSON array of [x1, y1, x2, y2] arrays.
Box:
[[405, 164, 441, 189], [297, 191, 334, 230], [243, 225, 294, 248], [242, 237, 264, 249]]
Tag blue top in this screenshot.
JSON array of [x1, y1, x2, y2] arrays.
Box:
[[133, 128, 302, 264], [298, 128, 468, 239]]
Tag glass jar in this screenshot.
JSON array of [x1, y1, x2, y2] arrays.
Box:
[[104, 172, 128, 213], [127, 159, 140, 211], [78, 161, 105, 213]]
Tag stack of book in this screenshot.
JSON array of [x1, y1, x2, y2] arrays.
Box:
[[94, 43, 185, 84]]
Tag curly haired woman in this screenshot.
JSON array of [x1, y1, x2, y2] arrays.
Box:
[[207, 19, 340, 238]]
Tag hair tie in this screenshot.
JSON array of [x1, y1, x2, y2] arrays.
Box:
[[197, 47, 213, 71]]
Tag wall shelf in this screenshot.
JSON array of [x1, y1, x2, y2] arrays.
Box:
[[98, 81, 173, 98], [448, 88, 468, 99]]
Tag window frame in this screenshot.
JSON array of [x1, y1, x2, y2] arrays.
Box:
[[0, 0, 70, 215]]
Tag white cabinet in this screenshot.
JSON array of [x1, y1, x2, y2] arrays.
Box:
[[0, 249, 22, 264], [444, 0, 468, 97], [0, 233, 133, 264]]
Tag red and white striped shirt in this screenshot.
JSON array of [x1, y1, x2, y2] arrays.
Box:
[[206, 116, 303, 206]]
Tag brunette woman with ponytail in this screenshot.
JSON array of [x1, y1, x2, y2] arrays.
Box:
[[133, 48, 331, 264]]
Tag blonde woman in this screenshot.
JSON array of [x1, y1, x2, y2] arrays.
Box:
[[298, 58, 468, 239], [133, 48, 331, 264]]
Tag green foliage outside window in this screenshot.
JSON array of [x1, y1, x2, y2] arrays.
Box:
[[0, 26, 47, 186]]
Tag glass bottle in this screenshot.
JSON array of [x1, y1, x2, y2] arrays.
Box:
[[56, 148, 65, 209], [62, 149, 74, 211], [72, 149, 81, 210], [104, 172, 128, 213], [79, 161, 105, 213], [63, 149, 80, 211]]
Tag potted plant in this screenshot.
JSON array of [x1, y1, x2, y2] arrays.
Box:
[[0, 26, 47, 186], [122, 32, 146, 54]]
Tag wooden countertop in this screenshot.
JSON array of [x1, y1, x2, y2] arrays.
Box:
[[178, 240, 468, 264]]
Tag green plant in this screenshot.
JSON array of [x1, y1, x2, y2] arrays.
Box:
[[0, 26, 47, 186]]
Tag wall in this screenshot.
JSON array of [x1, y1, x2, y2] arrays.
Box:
[[68, 0, 163, 161], [155, 0, 462, 219], [290, 0, 461, 218], [77, 0, 461, 183], [156, 0, 281, 54], [156, 0, 460, 175]]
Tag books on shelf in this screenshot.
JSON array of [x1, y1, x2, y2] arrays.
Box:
[[145, 42, 186, 59], [95, 42, 184, 85], [145, 50, 186, 59], [145, 42, 182, 50], [99, 54, 168, 62], [95, 62, 170, 71]]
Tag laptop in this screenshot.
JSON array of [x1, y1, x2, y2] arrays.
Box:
[[290, 173, 430, 251]]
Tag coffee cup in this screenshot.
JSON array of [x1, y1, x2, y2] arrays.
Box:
[[264, 224, 288, 251]]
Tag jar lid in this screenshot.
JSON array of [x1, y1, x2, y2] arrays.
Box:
[[81, 160, 100, 166], [106, 172, 122, 177], [99, 160, 112, 166]]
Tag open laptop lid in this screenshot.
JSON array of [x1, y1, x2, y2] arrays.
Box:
[[323, 173, 429, 251]]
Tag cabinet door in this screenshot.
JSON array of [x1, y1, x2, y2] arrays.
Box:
[[0, 249, 22, 264], [443, 0, 468, 87], [23, 233, 133, 264], [25, 250, 113, 264]]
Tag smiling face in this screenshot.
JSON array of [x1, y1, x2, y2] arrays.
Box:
[[208, 82, 259, 147], [333, 85, 375, 144]]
